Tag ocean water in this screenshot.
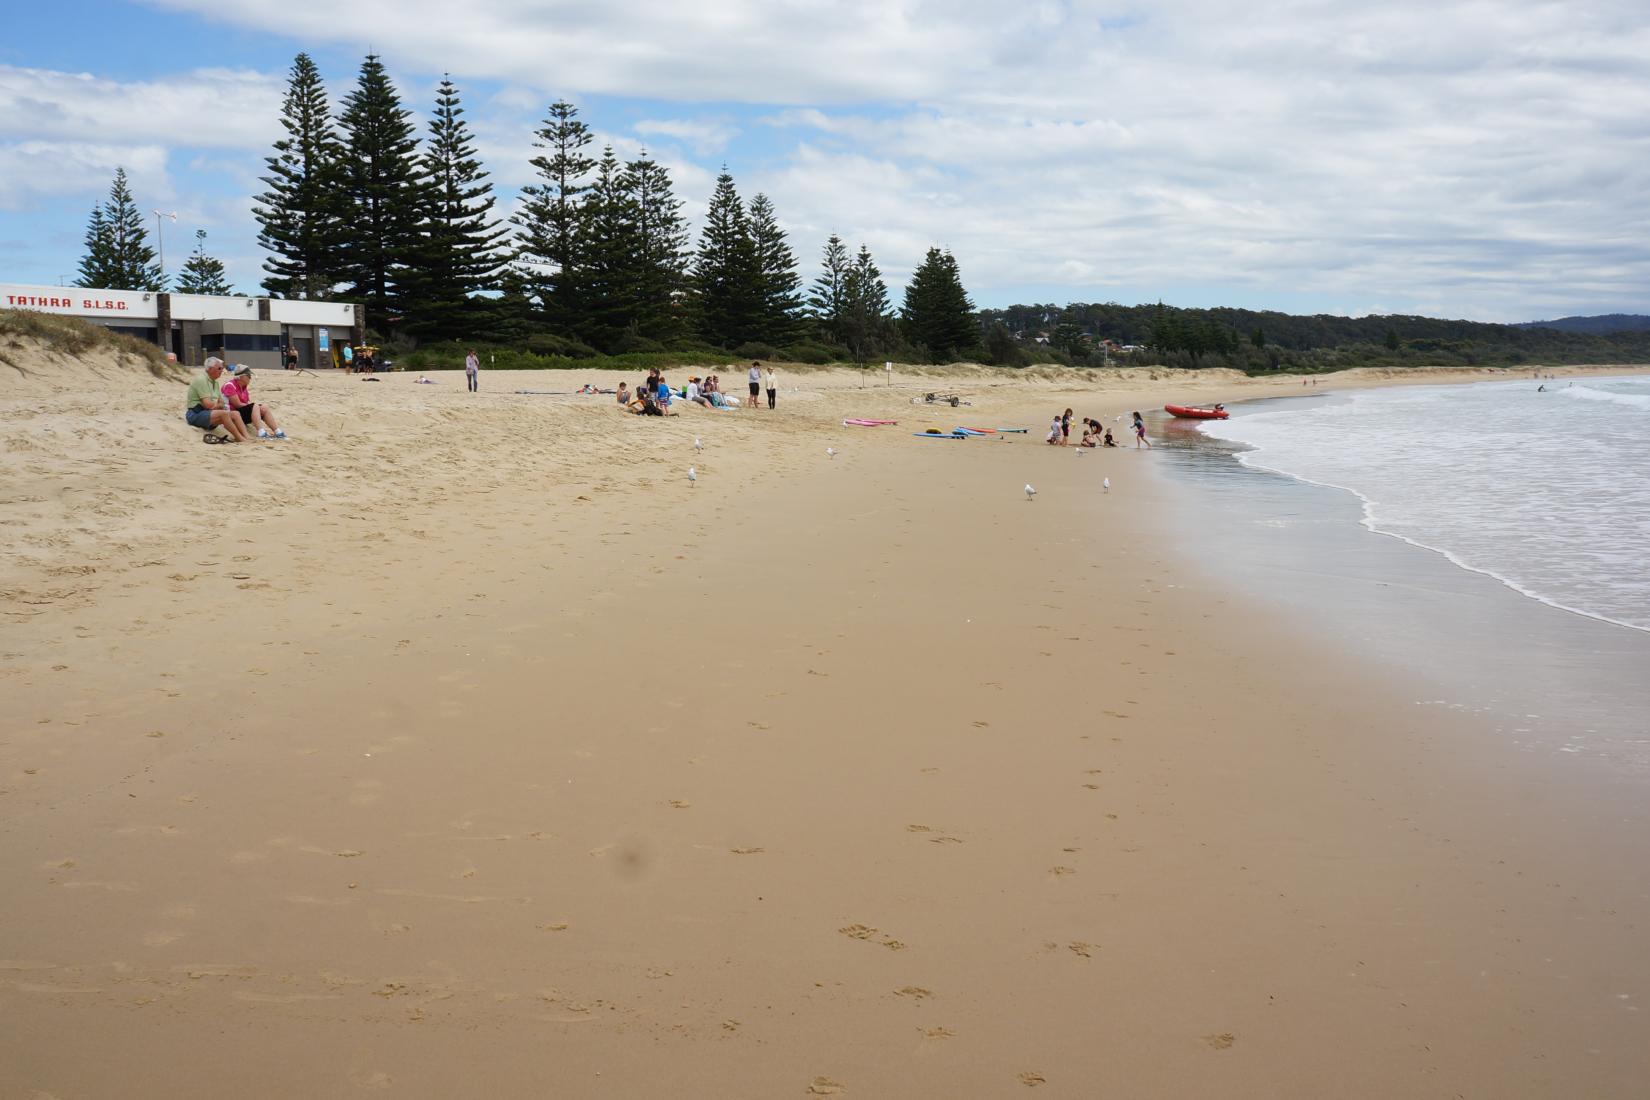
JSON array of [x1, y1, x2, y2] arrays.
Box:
[[1196, 377, 1650, 634]]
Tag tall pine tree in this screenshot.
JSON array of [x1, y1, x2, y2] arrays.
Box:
[[746, 193, 802, 347], [75, 204, 117, 289], [402, 76, 507, 342], [841, 244, 890, 365], [900, 247, 975, 363], [689, 171, 761, 350], [513, 101, 595, 333], [808, 234, 850, 343], [575, 146, 640, 350], [622, 152, 690, 345], [175, 229, 233, 295], [338, 54, 425, 332], [254, 53, 347, 299], [75, 168, 162, 291]]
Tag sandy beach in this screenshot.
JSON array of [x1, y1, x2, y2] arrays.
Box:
[[4, 343, 1649, 1097]]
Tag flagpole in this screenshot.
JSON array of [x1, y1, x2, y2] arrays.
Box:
[[153, 210, 177, 286]]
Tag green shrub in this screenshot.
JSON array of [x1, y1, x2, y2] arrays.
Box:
[[733, 342, 778, 360], [781, 343, 836, 364]]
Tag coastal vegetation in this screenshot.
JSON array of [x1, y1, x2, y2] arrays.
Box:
[[66, 49, 1650, 375]]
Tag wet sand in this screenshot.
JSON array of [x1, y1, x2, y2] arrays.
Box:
[[3, 353, 1648, 1097]]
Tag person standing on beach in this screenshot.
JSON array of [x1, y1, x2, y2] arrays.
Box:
[[1061, 408, 1073, 446], [748, 362, 763, 409], [465, 349, 480, 393], [764, 365, 778, 410], [1132, 411, 1151, 448]]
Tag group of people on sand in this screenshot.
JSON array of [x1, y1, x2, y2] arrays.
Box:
[[1045, 407, 1139, 448], [184, 358, 288, 443], [616, 362, 779, 416]]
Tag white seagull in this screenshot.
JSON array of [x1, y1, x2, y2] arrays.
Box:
[[1024, 483, 1037, 500], [693, 436, 703, 452], [1102, 477, 1111, 493], [826, 447, 837, 459], [687, 466, 697, 486]]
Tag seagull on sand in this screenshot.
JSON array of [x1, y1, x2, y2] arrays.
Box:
[[826, 447, 837, 459], [1102, 477, 1111, 493], [1025, 484, 1037, 500], [693, 436, 703, 452], [688, 466, 697, 486]]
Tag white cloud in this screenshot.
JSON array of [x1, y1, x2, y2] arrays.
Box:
[[9, 1, 1649, 317], [0, 65, 286, 148], [634, 118, 739, 156], [0, 142, 172, 208]]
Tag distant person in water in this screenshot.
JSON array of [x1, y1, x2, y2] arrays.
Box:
[[1132, 411, 1151, 448]]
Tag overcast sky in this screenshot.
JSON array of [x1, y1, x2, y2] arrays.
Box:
[[2, 0, 1647, 321]]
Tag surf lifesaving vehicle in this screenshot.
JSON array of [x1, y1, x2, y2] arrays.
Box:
[[1164, 404, 1229, 420]]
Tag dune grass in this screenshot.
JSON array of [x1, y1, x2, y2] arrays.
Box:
[[0, 309, 182, 380]]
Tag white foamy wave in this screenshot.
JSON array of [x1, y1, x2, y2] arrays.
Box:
[[1200, 377, 1650, 633], [1559, 384, 1650, 411]]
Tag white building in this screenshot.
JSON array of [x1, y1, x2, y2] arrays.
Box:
[[0, 284, 360, 372]]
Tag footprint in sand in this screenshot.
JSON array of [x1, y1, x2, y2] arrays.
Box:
[[1049, 866, 1076, 877], [807, 1078, 846, 1095], [921, 1026, 954, 1040], [730, 847, 765, 855], [1018, 1071, 1047, 1086], [1203, 1033, 1236, 1050], [668, 800, 691, 809], [895, 986, 933, 1001], [1067, 942, 1094, 958]]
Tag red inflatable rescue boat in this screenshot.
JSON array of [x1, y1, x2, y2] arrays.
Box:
[[1164, 404, 1230, 420]]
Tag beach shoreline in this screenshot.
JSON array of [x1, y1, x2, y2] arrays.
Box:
[[3, 349, 1649, 1097]]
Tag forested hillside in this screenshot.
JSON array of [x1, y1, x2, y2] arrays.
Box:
[[978, 302, 1650, 373]]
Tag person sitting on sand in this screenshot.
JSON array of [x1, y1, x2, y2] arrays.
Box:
[[184, 358, 253, 442], [1103, 429, 1117, 447], [1046, 413, 1062, 445], [616, 382, 630, 406], [221, 365, 288, 440], [1079, 424, 1098, 447]]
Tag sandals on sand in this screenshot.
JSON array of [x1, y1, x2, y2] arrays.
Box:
[[202, 433, 227, 444]]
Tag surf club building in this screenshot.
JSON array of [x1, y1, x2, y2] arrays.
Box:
[[0, 283, 362, 372]]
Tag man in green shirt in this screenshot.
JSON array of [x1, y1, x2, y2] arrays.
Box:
[[184, 358, 252, 442]]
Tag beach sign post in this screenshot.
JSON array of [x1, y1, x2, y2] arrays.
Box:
[[885, 361, 893, 386]]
